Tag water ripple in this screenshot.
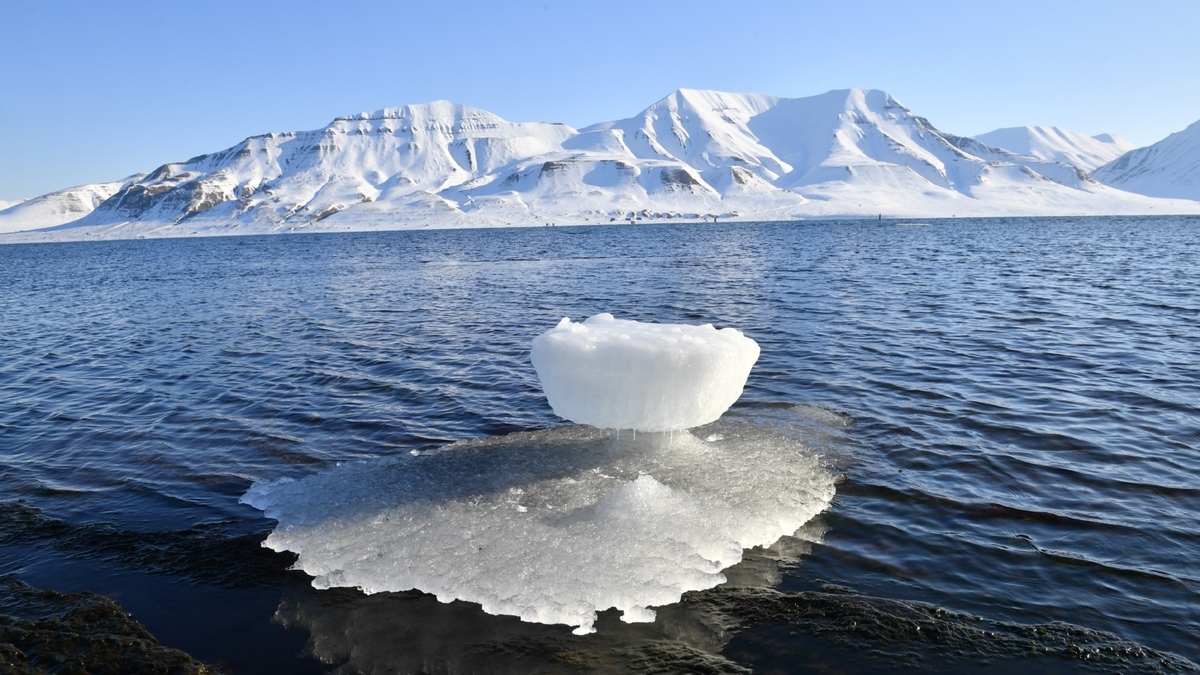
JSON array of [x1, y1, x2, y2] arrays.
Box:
[[1, 216, 1199, 663]]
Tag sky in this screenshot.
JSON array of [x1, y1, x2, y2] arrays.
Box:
[[2, 0, 1198, 201]]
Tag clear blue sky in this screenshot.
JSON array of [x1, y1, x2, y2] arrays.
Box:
[[2, 0, 1198, 201]]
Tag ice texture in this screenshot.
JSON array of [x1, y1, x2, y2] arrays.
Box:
[[530, 314, 760, 432], [241, 422, 835, 635]]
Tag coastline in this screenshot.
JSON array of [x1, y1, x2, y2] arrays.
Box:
[[2, 209, 1200, 246]]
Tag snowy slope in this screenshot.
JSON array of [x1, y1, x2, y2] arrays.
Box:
[[79, 101, 578, 230], [4, 90, 1198, 240], [0, 178, 140, 234], [1092, 119, 1200, 200], [0, 199, 25, 211], [579, 88, 1161, 218], [974, 126, 1135, 172]]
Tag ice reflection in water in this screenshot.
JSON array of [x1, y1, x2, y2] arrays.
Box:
[[270, 519, 830, 674]]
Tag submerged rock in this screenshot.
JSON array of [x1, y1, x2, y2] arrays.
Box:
[[0, 575, 212, 674], [686, 585, 1200, 674], [0, 501, 299, 589]]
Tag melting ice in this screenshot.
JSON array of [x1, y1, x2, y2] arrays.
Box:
[[243, 425, 834, 634], [242, 315, 834, 635], [531, 313, 760, 432]]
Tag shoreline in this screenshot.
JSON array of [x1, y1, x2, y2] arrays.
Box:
[[2, 211, 1199, 247]]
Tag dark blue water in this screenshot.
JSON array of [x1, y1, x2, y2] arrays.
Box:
[[2, 216, 1198, 673]]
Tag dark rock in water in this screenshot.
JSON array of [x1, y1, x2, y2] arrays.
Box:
[[267, 560, 1200, 675], [687, 586, 1199, 674], [616, 640, 752, 675], [0, 575, 212, 674], [0, 501, 300, 589]]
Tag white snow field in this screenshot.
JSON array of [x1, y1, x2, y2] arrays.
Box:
[[0, 177, 140, 234], [242, 422, 836, 635], [531, 314, 760, 432], [1093, 119, 1200, 200], [5, 89, 1199, 241], [973, 126, 1135, 172]]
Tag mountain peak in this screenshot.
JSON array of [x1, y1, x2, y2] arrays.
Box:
[[1093, 118, 1200, 199], [802, 88, 907, 111], [5, 89, 1198, 238], [335, 100, 501, 123], [647, 88, 780, 117], [1091, 132, 1130, 146], [974, 125, 1135, 171]]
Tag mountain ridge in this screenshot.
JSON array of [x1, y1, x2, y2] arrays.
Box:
[[1092, 119, 1200, 200], [0, 177, 143, 234], [973, 126, 1135, 172], [2, 88, 1198, 240]]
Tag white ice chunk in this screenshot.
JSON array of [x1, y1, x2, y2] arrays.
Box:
[[241, 422, 835, 635], [530, 314, 760, 432]]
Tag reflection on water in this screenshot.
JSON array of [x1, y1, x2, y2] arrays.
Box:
[[272, 522, 829, 674], [271, 512, 1194, 675]]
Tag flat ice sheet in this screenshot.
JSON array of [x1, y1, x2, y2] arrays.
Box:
[[242, 421, 835, 634]]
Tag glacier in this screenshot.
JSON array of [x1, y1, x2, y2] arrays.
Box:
[[4, 88, 1199, 241]]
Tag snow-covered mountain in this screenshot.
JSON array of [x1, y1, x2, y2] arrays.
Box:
[[77, 101, 581, 231], [1092, 119, 1200, 200], [973, 126, 1135, 172], [4, 90, 1198, 240], [0, 178, 139, 234]]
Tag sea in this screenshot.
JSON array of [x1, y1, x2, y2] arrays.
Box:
[[1, 215, 1198, 673]]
